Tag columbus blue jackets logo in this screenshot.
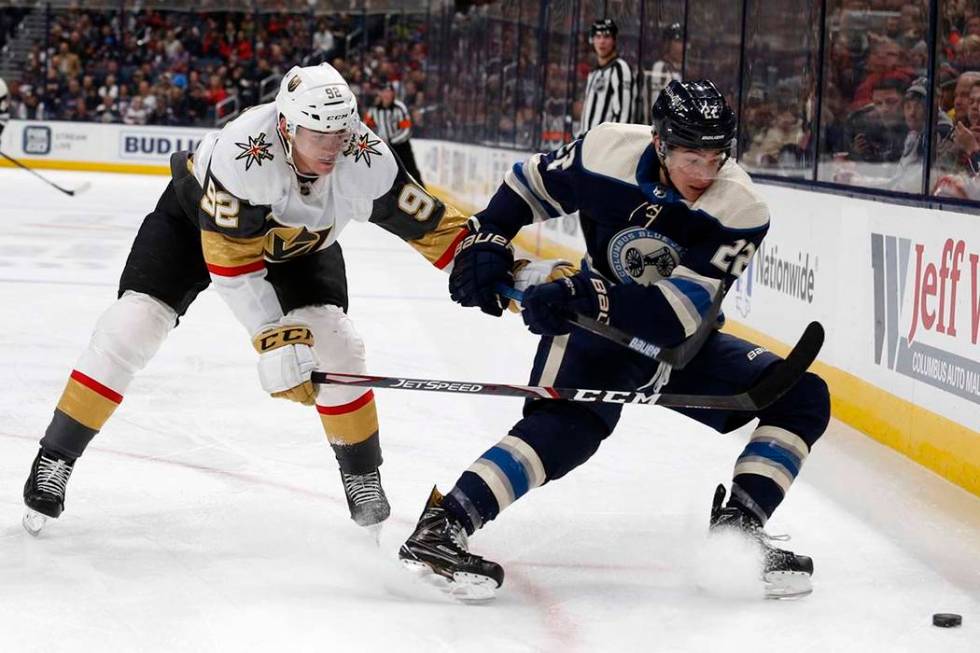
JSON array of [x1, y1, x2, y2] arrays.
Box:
[[608, 205, 684, 285], [346, 132, 383, 167], [234, 132, 274, 170]]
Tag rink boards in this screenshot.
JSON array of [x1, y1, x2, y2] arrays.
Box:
[[413, 138, 980, 498], [1, 119, 977, 496]]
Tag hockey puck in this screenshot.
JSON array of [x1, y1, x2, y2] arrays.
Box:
[[932, 613, 962, 628]]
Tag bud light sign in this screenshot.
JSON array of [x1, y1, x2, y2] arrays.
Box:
[[119, 130, 205, 161]]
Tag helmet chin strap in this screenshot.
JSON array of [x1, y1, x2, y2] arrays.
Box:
[[653, 135, 678, 190], [277, 116, 320, 179], [278, 116, 298, 167]]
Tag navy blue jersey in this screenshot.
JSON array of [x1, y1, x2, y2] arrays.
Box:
[[476, 123, 770, 346]]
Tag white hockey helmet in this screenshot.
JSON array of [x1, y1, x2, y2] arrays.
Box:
[[0, 77, 9, 113], [276, 64, 358, 137]]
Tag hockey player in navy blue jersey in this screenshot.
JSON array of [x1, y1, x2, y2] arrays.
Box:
[[399, 80, 830, 600]]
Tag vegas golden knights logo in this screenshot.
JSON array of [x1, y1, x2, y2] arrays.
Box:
[[287, 76, 302, 92], [263, 225, 329, 261]]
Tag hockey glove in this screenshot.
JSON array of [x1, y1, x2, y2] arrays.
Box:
[[521, 271, 610, 336], [252, 324, 318, 405], [508, 259, 578, 313], [448, 220, 515, 317]]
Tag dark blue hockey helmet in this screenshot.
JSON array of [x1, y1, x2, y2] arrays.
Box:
[[589, 18, 618, 41], [651, 79, 737, 152]]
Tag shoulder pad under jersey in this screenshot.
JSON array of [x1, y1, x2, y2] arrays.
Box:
[[580, 123, 651, 186], [692, 160, 770, 231], [204, 103, 290, 207], [334, 123, 398, 199]]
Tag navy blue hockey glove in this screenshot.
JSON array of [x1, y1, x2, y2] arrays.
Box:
[[521, 271, 610, 336], [448, 221, 515, 317]]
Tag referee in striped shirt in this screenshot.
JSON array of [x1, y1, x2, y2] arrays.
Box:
[[577, 18, 634, 138], [364, 84, 424, 185]]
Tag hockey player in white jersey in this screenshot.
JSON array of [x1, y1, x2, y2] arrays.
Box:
[[21, 63, 470, 535]]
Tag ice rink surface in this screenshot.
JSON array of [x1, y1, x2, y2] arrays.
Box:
[[0, 169, 978, 652]]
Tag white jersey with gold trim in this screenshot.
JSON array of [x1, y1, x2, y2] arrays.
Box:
[[193, 102, 397, 243], [187, 102, 468, 337]]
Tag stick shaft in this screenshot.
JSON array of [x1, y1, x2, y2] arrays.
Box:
[[0, 150, 80, 196]]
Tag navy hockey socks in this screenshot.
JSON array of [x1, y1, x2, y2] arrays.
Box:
[[442, 435, 547, 534], [731, 372, 830, 523]]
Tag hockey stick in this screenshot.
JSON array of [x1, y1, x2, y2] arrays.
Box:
[[0, 150, 91, 196], [312, 321, 824, 411], [496, 277, 725, 369]]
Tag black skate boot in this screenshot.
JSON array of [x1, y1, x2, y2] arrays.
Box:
[[398, 486, 503, 602], [340, 468, 390, 529], [709, 484, 813, 599], [23, 448, 76, 536]]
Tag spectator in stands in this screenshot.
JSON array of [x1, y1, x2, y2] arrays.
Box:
[[844, 77, 908, 164], [99, 74, 120, 104], [137, 79, 158, 116], [60, 78, 82, 110], [313, 19, 336, 61], [943, 78, 980, 173], [949, 70, 980, 125], [937, 65, 958, 113], [159, 86, 188, 126], [838, 77, 955, 192], [955, 34, 980, 70], [849, 36, 915, 111], [965, 14, 980, 39], [643, 22, 683, 121], [744, 100, 806, 170], [53, 41, 82, 79], [80, 75, 101, 114], [14, 86, 48, 120], [205, 74, 228, 110], [123, 95, 148, 125], [828, 35, 860, 102], [96, 97, 120, 123], [2, 7, 423, 131], [115, 84, 132, 119], [740, 85, 774, 152], [897, 4, 926, 50]]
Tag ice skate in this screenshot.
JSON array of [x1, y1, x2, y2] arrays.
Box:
[[398, 487, 503, 602], [23, 448, 76, 536], [709, 484, 813, 599], [340, 468, 390, 533]]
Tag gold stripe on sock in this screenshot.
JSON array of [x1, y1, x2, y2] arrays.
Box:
[[56, 376, 121, 431], [317, 393, 379, 445]]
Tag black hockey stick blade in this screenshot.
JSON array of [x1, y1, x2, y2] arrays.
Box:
[[312, 322, 823, 411], [656, 321, 825, 411]]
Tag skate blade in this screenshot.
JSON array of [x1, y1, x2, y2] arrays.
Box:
[[400, 559, 498, 603], [764, 571, 812, 600], [22, 508, 49, 536]]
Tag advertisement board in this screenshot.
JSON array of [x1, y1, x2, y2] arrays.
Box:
[[0, 119, 212, 173]]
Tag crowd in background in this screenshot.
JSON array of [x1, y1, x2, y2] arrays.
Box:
[[5, 1, 980, 200], [728, 0, 980, 198], [1, 8, 429, 132]]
